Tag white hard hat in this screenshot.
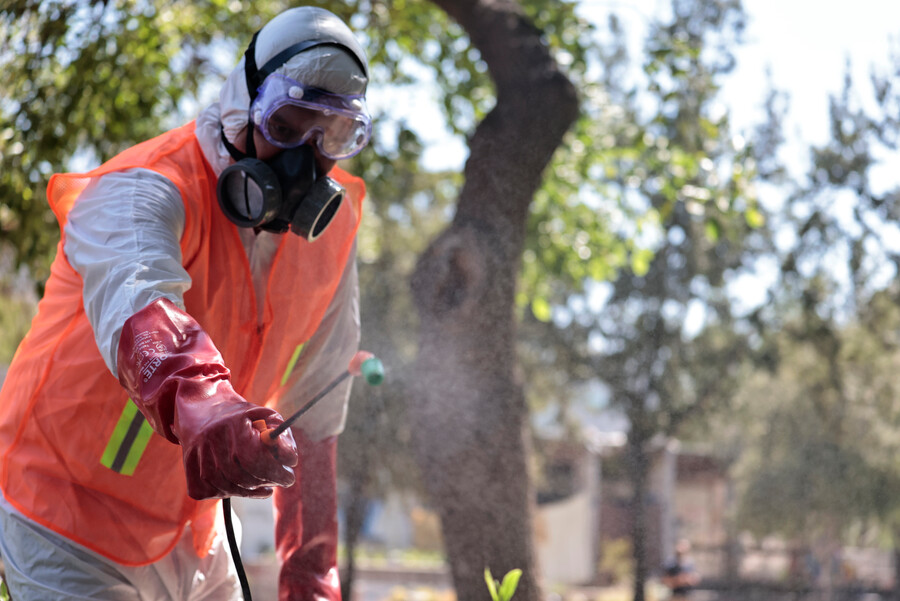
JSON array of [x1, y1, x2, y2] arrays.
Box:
[[220, 7, 369, 147]]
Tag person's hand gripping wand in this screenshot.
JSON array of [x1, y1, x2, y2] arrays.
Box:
[[225, 350, 384, 601]]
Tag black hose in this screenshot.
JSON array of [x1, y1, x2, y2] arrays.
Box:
[[223, 498, 253, 600], [223, 369, 356, 599]]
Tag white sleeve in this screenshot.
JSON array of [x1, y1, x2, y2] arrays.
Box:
[[277, 241, 360, 441], [63, 168, 190, 376]]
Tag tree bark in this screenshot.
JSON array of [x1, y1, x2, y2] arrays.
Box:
[[340, 468, 368, 601], [893, 527, 900, 601], [409, 1, 578, 600], [629, 433, 649, 601]]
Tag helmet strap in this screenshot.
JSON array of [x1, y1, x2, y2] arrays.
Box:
[[221, 127, 249, 162], [238, 28, 367, 161]]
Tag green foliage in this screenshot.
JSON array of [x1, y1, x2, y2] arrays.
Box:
[[485, 567, 523, 601], [0, 0, 598, 294], [521, 0, 766, 435], [731, 307, 900, 541], [0, 0, 596, 329], [521, 2, 764, 325], [363, 0, 491, 134], [0, 0, 289, 283]]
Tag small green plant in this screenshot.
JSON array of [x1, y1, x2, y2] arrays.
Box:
[[484, 567, 522, 601]]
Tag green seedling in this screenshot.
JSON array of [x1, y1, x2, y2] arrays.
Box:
[[484, 567, 522, 601]]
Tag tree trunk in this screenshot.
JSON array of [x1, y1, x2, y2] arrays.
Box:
[[893, 526, 900, 601], [340, 471, 368, 601], [723, 477, 741, 596], [629, 434, 649, 601], [409, 1, 577, 600]]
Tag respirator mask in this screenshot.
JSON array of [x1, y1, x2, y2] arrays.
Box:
[[218, 34, 371, 240]]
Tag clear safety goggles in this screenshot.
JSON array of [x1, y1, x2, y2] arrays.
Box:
[[250, 73, 372, 160]]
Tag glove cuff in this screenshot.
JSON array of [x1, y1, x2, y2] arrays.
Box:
[[117, 298, 232, 442]]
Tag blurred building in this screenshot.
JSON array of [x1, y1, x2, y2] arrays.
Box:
[[533, 430, 729, 587]]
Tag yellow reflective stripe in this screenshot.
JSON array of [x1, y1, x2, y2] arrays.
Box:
[[101, 399, 154, 476], [118, 418, 154, 476], [280, 343, 305, 386]]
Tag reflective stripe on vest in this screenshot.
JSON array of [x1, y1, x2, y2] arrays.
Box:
[[100, 400, 154, 476], [280, 343, 306, 387]]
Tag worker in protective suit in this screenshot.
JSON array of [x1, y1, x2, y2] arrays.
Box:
[[0, 6, 370, 600]]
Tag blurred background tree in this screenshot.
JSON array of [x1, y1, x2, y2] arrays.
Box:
[[518, 1, 773, 598], [722, 56, 900, 595]]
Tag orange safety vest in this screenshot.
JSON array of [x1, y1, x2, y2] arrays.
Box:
[[0, 121, 365, 566]]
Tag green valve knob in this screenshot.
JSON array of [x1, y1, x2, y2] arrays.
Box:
[[360, 357, 384, 386]]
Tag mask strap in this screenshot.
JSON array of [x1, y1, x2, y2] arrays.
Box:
[[221, 127, 248, 162], [246, 121, 258, 159], [244, 29, 365, 99], [241, 30, 366, 160], [256, 40, 365, 86], [241, 32, 267, 159], [244, 31, 262, 101]]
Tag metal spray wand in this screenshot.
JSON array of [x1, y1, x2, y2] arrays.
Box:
[[253, 350, 384, 444], [227, 350, 384, 601]]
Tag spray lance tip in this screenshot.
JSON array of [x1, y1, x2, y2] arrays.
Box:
[[256, 350, 385, 446], [348, 350, 384, 386]]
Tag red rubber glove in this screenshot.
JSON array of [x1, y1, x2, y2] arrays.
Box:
[[117, 298, 298, 500]]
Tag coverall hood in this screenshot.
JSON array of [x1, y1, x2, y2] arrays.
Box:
[[221, 6, 369, 147]]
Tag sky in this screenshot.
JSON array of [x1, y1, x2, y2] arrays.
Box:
[[569, 1, 900, 315], [404, 1, 900, 177], [579, 0, 900, 177], [723, 0, 900, 180], [718, 1, 900, 306]]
